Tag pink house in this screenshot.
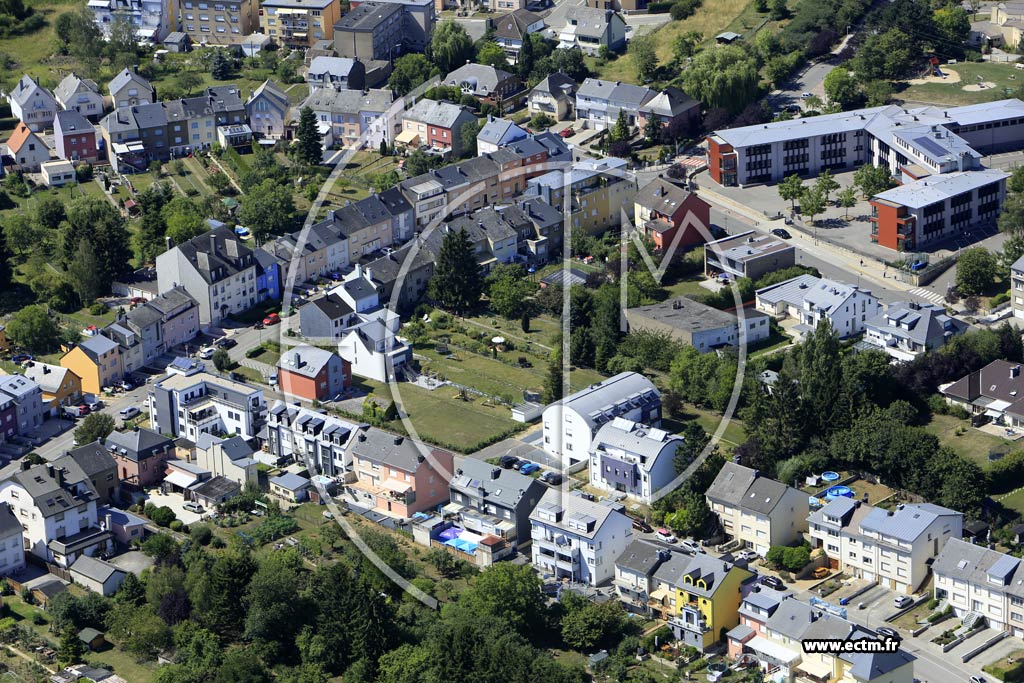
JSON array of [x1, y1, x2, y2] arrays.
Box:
[[348, 428, 454, 517], [727, 591, 784, 659]]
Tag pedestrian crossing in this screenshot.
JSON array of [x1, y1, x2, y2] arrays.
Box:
[[907, 287, 946, 306]]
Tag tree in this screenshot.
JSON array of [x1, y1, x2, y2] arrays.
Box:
[[244, 551, 307, 664], [559, 592, 626, 650], [6, 305, 61, 352], [4, 213, 40, 256], [163, 196, 206, 245], [644, 114, 662, 143], [1001, 193, 1024, 234], [431, 20, 474, 74], [35, 194, 67, 230], [672, 31, 703, 62], [211, 349, 232, 372], [517, 30, 535, 78], [460, 118, 481, 158], [476, 41, 508, 69], [629, 34, 658, 82], [851, 29, 913, 81], [74, 412, 114, 444], [956, 247, 997, 296], [1010, 166, 1024, 194], [823, 68, 860, 110], [770, 0, 788, 20], [861, 79, 893, 106], [294, 106, 324, 166], [425, 548, 463, 578], [681, 45, 759, 114], [404, 149, 439, 176], [837, 186, 857, 219], [853, 164, 894, 199], [62, 197, 132, 291], [456, 563, 545, 636], [933, 5, 970, 54], [388, 54, 435, 96], [799, 318, 842, 437], [612, 109, 630, 143], [664, 488, 713, 537], [370, 170, 400, 193], [815, 169, 839, 204], [211, 50, 232, 80], [800, 186, 826, 224], [486, 264, 534, 319], [217, 648, 271, 683], [427, 227, 483, 314], [106, 603, 172, 659], [176, 71, 201, 94], [778, 174, 804, 210], [543, 348, 564, 404], [57, 628, 86, 666], [237, 179, 296, 244]]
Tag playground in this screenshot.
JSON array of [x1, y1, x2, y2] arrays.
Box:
[[899, 61, 1022, 105]]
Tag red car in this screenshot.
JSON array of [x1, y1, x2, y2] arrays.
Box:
[[263, 313, 281, 326], [559, 127, 574, 138], [129, 297, 146, 305]]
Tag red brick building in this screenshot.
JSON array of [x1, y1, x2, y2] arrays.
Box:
[[277, 345, 351, 402], [633, 176, 711, 257]]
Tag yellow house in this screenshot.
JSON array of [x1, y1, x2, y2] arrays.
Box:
[[648, 552, 754, 651], [23, 363, 82, 414], [60, 335, 124, 396]]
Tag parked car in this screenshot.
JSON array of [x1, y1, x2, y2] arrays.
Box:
[[631, 518, 653, 533], [771, 228, 792, 239], [680, 539, 704, 554], [801, 92, 813, 98], [216, 337, 237, 349], [228, 371, 246, 382], [559, 127, 574, 138], [512, 459, 526, 471], [63, 405, 87, 419], [875, 626, 900, 640], [254, 321, 265, 330], [736, 549, 759, 562], [183, 502, 204, 513], [118, 379, 133, 391], [119, 406, 140, 420], [129, 296, 147, 304], [83, 396, 104, 410], [197, 346, 216, 359], [263, 313, 281, 326], [519, 462, 540, 475], [10, 354, 31, 364], [759, 575, 784, 590], [499, 455, 520, 469], [813, 567, 830, 580], [970, 677, 988, 683], [656, 528, 677, 543], [539, 471, 562, 485], [893, 595, 914, 609]]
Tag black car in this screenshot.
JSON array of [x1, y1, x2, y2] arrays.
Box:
[[875, 626, 900, 641], [631, 518, 653, 533], [759, 575, 784, 590], [511, 459, 526, 471], [228, 371, 246, 382], [216, 337, 238, 349], [771, 227, 792, 239], [539, 471, 562, 485], [499, 455, 520, 469]]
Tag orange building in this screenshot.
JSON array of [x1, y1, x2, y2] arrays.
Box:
[[277, 345, 350, 402], [705, 135, 737, 187], [60, 335, 124, 395], [633, 176, 711, 258]]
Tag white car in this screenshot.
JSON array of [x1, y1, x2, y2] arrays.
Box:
[[197, 346, 216, 359], [736, 549, 760, 562], [656, 528, 677, 543], [893, 595, 914, 609], [119, 406, 140, 420], [801, 92, 813, 98], [680, 539, 705, 554]]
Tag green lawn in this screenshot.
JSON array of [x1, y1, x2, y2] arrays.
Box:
[[664, 406, 747, 449], [922, 412, 1014, 469], [899, 61, 1024, 105], [984, 648, 1024, 683]]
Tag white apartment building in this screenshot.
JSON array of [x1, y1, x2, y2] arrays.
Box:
[[529, 488, 633, 586], [193, 434, 259, 489], [705, 463, 808, 557], [755, 274, 882, 339], [1009, 254, 1024, 321], [542, 371, 661, 467], [148, 370, 266, 441], [262, 401, 361, 475], [589, 418, 682, 505], [862, 301, 967, 362], [933, 538, 1024, 637], [808, 498, 962, 594], [88, 0, 178, 42]]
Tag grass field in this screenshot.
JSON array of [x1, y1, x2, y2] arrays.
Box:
[[984, 648, 1024, 683], [899, 61, 1023, 106], [922, 412, 1014, 468]]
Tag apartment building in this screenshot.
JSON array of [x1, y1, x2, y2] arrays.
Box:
[[398, 99, 478, 157], [7, 76, 58, 132], [477, 118, 527, 156], [307, 56, 365, 91], [332, 1, 404, 59], [262, 401, 360, 474], [625, 297, 771, 352], [934, 537, 1024, 637], [869, 169, 1007, 252], [156, 226, 258, 329], [53, 110, 99, 163], [555, 6, 626, 55], [60, 336, 124, 396], [588, 417, 682, 504], [277, 345, 351, 402], [0, 375, 45, 436], [863, 301, 967, 361], [53, 74, 104, 120], [613, 540, 672, 615], [529, 489, 633, 586], [705, 463, 808, 557], [102, 427, 175, 490], [88, 0, 178, 41], [108, 69, 155, 108], [755, 274, 882, 339], [526, 157, 634, 236], [348, 428, 454, 517], [148, 370, 267, 440], [300, 86, 394, 148], [246, 80, 290, 139], [447, 457, 546, 547], [528, 72, 577, 121], [261, 0, 342, 47], [23, 363, 82, 416], [179, 0, 257, 44], [576, 78, 656, 131], [808, 498, 962, 594], [704, 231, 795, 281], [192, 433, 259, 488], [633, 176, 711, 257]]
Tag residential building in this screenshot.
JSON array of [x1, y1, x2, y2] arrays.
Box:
[[397, 99, 478, 157], [277, 345, 351, 402], [300, 87, 394, 148], [489, 0, 523, 10], [354, 238, 435, 310], [0, 461, 112, 567], [269, 472, 311, 502], [444, 63, 525, 109], [179, 0, 257, 44], [526, 157, 634, 236], [941, 359, 1024, 427], [107, 68, 155, 108], [311, 191, 398, 260], [88, 0, 178, 42], [332, 1, 404, 59], [869, 169, 1007, 252], [705, 462, 809, 557], [636, 86, 700, 136], [0, 375, 44, 436], [0, 503, 25, 575], [447, 457, 546, 547], [307, 56, 366, 91], [729, 588, 788, 657], [755, 274, 882, 339], [0, 394, 16, 444], [190, 475, 242, 507], [633, 176, 711, 256], [529, 488, 633, 585], [70, 555, 126, 596], [1012, 254, 1024, 321], [626, 297, 771, 352], [53, 110, 99, 163], [148, 370, 267, 440], [373, 0, 435, 52], [191, 433, 259, 488], [163, 31, 192, 51], [613, 539, 672, 615], [99, 321, 145, 375], [100, 505, 147, 546], [6, 76, 57, 132], [54, 446, 119, 505], [22, 363, 82, 416], [576, 78, 656, 131], [863, 301, 967, 361], [246, 80, 290, 139], [588, 417, 682, 504], [102, 427, 175, 490], [348, 428, 454, 516], [585, 0, 648, 11], [137, 286, 201, 352], [933, 537, 1024, 637], [477, 116, 527, 155], [648, 551, 755, 651], [704, 230, 795, 280], [261, 0, 342, 46], [40, 161, 76, 187], [493, 9, 544, 63], [262, 401, 360, 473], [337, 311, 411, 382], [809, 498, 962, 593], [60, 335, 124, 395], [53, 74, 104, 120], [555, 7, 626, 55], [5, 122, 51, 172], [705, 98, 1024, 188], [156, 226, 259, 329], [542, 371, 660, 466], [528, 72, 577, 121]]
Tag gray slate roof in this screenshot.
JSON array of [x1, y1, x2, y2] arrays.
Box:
[[577, 78, 655, 108], [531, 72, 577, 100], [865, 301, 966, 347], [71, 554, 124, 584], [102, 427, 172, 462], [449, 456, 542, 511], [403, 99, 475, 129], [351, 428, 444, 473], [54, 74, 99, 105], [615, 539, 668, 575], [857, 503, 960, 543], [270, 472, 311, 491], [529, 487, 625, 540], [591, 418, 681, 465], [278, 345, 338, 379], [0, 503, 21, 538], [9, 75, 54, 108], [108, 68, 153, 97], [445, 63, 516, 96]]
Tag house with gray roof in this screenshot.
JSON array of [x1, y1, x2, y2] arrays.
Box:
[[554, 7, 626, 56], [108, 68, 155, 108], [269, 472, 311, 503], [863, 301, 967, 361], [613, 540, 673, 614], [70, 555, 126, 596], [398, 99, 478, 157], [576, 77, 656, 131], [626, 296, 771, 353], [246, 80, 291, 139], [192, 433, 259, 488], [704, 230, 795, 280], [307, 56, 366, 92], [277, 345, 350, 402], [933, 537, 1024, 636], [102, 427, 174, 491], [263, 401, 361, 472], [706, 462, 808, 557], [54, 74, 104, 120], [476, 116, 528, 155], [6, 75, 57, 132], [528, 72, 578, 121], [809, 498, 961, 594], [755, 274, 882, 339], [588, 417, 682, 504], [444, 63, 525, 109], [0, 503, 25, 574], [493, 9, 544, 63], [349, 428, 455, 516], [543, 371, 661, 466], [0, 374, 45, 437], [447, 456, 546, 547], [298, 86, 394, 148], [941, 358, 1024, 427], [637, 86, 700, 134]]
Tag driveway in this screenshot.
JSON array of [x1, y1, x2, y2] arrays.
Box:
[[108, 550, 154, 576], [145, 489, 205, 525]]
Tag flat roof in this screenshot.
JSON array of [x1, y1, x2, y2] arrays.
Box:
[[706, 230, 794, 263], [871, 169, 1007, 208]]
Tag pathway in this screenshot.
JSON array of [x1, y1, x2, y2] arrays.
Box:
[[208, 154, 244, 195]]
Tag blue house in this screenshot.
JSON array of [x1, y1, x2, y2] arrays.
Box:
[[254, 247, 281, 302]]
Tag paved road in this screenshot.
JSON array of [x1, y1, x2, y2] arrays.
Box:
[[32, 383, 152, 462], [767, 60, 838, 111]]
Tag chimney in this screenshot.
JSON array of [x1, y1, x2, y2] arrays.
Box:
[[295, 353, 302, 368], [490, 467, 501, 480], [46, 464, 55, 479], [366, 266, 373, 282], [165, 236, 173, 250], [209, 233, 217, 254], [1012, 365, 1021, 379], [752, 469, 760, 479], [55, 468, 65, 488], [105, 513, 112, 531], [393, 435, 404, 445], [42, 366, 49, 374], [358, 433, 367, 441], [20, 460, 31, 471]]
